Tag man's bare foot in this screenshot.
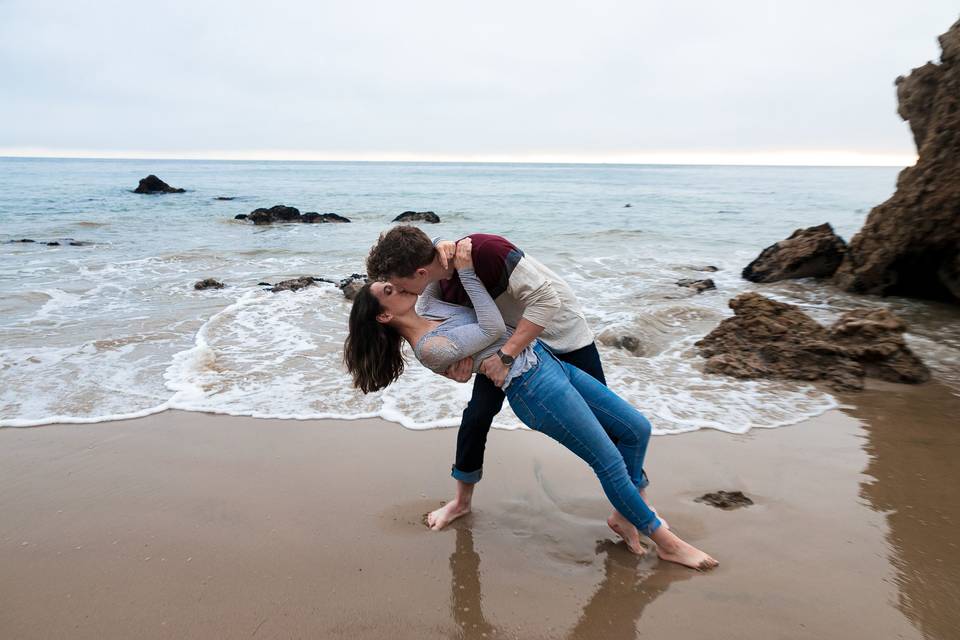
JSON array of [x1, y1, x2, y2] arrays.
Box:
[[425, 500, 471, 531], [607, 511, 646, 555], [650, 527, 719, 571]]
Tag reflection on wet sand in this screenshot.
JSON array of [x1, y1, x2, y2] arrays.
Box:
[[849, 382, 960, 640], [449, 526, 692, 639]]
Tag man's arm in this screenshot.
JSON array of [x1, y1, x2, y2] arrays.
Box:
[[479, 256, 561, 386]]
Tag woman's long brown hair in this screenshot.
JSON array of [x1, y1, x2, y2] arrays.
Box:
[[343, 283, 405, 393]]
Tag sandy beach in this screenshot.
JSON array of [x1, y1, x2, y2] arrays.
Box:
[[2, 380, 957, 639]]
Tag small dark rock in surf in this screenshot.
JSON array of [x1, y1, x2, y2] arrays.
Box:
[[695, 491, 754, 509], [696, 265, 719, 272], [302, 212, 351, 223], [194, 278, 225, 290], [133, 174, 185, 194], [12, 239, 35, 243], [215, 197, 235, 201], [677, 278, 716, 293], [270, 276, 319, 293], [234, 214, 248, 220], [393, 211, 441, 223], [47, 242, 60, 246], [624, 203, 632, 208]]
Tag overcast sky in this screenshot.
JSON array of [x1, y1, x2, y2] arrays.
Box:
[[1, 1, 957, 164]]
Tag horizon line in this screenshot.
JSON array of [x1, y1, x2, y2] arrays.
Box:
[[0, 147, 917, 168]]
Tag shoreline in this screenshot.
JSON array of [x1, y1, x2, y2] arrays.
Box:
[[2, 381, 957, 638]]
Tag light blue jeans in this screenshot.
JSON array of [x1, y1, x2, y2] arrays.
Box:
[[505, 341, 661, 535]]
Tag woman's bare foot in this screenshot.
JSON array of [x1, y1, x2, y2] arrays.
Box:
[[425, 500, 471, 531], [639, 489, 669, 530], [650, 527, 719, 571], [607, 511, 647, 555]]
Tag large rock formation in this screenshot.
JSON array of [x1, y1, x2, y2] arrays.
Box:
[[833, 19, 960, 303], [743, 223, 847, 283], [695, 292, 929, 391], [133, 175, 185, 194]]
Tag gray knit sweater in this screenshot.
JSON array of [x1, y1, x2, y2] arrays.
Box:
[[414, 268, 537, 389]]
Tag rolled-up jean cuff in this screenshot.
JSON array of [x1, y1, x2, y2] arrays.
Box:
[[641, 517, 662, 537], [451, 465, 482, 484], [638, 470, 650, 490]]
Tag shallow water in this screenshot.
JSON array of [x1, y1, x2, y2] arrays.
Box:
[[1, 158, 958, 430]]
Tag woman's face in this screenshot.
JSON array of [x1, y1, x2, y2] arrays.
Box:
[[370, 280, 417, 321]]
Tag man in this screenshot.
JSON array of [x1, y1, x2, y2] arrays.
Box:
[[366, 226, 616, 529]]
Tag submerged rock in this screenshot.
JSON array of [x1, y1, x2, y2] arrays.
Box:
[[597, 329, 644, 355], [695, 491, 754, 509], [46, 242, 60, 246], [393, 211, 440, 223], [695, 292, 929, 391], [833, 19, 960, 303], [194, 278, 225, 290], [742, 223, 847, 283], [11, 239, 35, 243], [133, 174, 185, 194], [215, 196, 235, 201], [676, 278, 716, 293], [234, 214, 248, 220]]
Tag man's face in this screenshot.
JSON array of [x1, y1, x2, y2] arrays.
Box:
[[390, 268, 429, 295]]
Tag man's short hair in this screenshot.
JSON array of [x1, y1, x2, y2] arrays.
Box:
[[366, 225, 437, 280]]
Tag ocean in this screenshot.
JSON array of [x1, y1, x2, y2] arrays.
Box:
[[2, 157, 957, 431]]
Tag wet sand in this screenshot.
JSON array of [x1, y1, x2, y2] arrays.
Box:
[[1, 382, 958, 639]]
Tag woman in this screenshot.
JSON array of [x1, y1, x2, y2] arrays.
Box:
[[344, 239, 718, 571]]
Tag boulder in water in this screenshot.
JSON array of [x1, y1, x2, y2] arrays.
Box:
[[392, 211, 440, 223], [133, 175, 185, 194], [248, 205, 302, 225], [302, 212, 351, 223], [742, 223, 847, 283]]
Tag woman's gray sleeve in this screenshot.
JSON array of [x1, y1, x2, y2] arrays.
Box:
[[457, 268, 506, 340]]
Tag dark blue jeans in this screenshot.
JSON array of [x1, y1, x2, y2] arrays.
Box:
[[506, 342, 660, 535], [452, 341, 607, 483]]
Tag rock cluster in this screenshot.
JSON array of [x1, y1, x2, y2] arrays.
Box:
[[393, 211, 441, 223], [133, 175, 184, 194], [240, 205, 351, 225], [695, 292, 929, 391], [262, 274, 367, 299], [742, 223, 847, 283]]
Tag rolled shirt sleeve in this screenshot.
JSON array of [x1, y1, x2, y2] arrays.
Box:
[[505, 256, 562, 328]]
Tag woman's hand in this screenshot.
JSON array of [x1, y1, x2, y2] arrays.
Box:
[[452, 237, 473, 271]]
